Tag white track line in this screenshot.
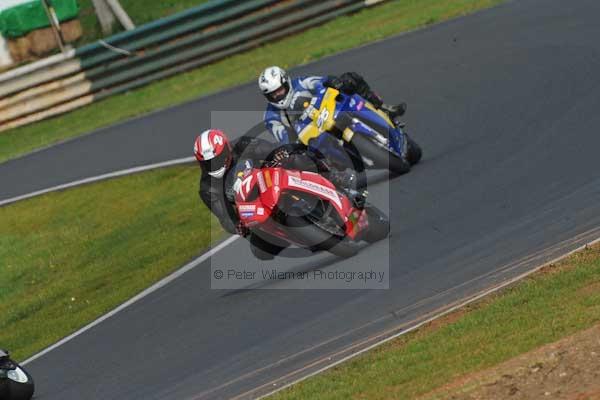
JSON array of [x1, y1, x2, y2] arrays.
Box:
[[256, 234, 600, 400], [22, 235, 239, 366], [0, 156, 196, 207]]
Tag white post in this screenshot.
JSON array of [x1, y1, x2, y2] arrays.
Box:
[[92, 0, 116, 35], [41, 0, 66, 53], [105, 0, 135, 31], [0, 33, 14, 68]]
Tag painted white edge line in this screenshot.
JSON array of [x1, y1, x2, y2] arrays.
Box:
[[22, 234, 240, 366], [0, 156, 196, 207], [257, 234, 600, 400], [5, 154, 235, 366]]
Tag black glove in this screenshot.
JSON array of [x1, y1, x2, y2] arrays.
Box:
[[265, 147, 292, 167], [325, 76, 346, 91]]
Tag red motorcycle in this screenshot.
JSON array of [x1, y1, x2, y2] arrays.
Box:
[[234, 162, 390, 258]]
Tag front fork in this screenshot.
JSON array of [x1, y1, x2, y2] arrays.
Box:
[[388, 125, 407, 158], [348, 108, 406, 158], [308, 133, 355, 170]]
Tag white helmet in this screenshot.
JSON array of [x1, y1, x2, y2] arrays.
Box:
[[258, 66, 295, 109]]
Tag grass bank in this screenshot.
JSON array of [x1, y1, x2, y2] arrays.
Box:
[[0, 0, 504, 164], [77, 0, 209, 45], [270, 243, 600, 399], [0, 165, 223, 361]]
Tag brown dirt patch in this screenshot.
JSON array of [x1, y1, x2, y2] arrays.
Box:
[[420, 306, 471, 334], [577, 280, 600, 297], [419, 324, 600, 400]]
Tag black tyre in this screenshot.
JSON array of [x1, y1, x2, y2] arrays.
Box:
[[0, 380, 9, 400], [405, 135, 422, 166], [249, 243, 275, 260], [349, 132, 410, 174], [283, 215, 359, 258], [249, 232, 287, 260], [363, 206, 390, 243], [319, 235, 360, 258], [6, 366, 34, 400]]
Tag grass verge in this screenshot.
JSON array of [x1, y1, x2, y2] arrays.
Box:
[[0, 0, 504, 164], [0, 165, 223, 361], [77, 0, 210, 45], [269, 243, 600, 400]]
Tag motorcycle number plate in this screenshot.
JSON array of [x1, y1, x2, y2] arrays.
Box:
[[316, 108, 330, 130]]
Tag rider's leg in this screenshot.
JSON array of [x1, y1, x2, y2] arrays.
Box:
[[339, 72, 407, 118]]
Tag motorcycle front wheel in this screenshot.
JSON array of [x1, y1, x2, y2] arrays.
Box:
[[405, 135, 422, 166], [363, 205, 390, 243], [5, 365, 35, 400], [284, 214, 359, 258], [349, 132, 411, 174]]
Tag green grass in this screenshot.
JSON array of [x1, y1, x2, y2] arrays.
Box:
[[0, 165, 224, 361], [269, 245, 600, 399], [0, 0, 503, 164], [76, 0, 210, 45]]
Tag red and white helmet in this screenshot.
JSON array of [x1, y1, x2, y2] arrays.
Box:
[[193, 129, 232, 178]]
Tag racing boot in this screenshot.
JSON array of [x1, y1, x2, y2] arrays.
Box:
[[346, 188, 368, 209], [360, 89, 407, 119], [392, 115, 406, 129], [381, 102, 407, 118]]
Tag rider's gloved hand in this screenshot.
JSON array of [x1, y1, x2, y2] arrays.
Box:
[[269, 147, 291, 166], [325, 76, 345, 91]]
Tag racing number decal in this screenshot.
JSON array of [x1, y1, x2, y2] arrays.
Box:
[[235, 175, 254, 200], [316, 108, 330, 130], [241, 176, 253, 195]]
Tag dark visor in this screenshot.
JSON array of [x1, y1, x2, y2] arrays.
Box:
[[265, 81, 290, 103], [199, 147, 230, 173]]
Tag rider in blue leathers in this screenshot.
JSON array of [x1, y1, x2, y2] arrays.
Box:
[[258, 66, 406, 144]]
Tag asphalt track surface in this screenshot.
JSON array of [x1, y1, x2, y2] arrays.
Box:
[[4, 0, 600, 398]]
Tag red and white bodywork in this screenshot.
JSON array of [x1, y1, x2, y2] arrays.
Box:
[[234, 167, 369, 248]]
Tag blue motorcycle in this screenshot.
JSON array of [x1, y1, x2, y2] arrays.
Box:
[[291, 87, 422, 174]]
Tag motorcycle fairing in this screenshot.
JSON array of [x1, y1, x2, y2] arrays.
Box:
[[235, 167, 368, 244], [293, 87, 405, 161]]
